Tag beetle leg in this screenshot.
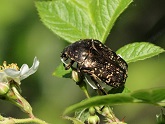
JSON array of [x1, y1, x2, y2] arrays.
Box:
[[64, 60, 75, 70], [82, 68, 107, 95], [90, 76, 107, 95]]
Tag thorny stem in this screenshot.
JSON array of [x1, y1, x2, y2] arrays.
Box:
[[0, 116, 48, 124]]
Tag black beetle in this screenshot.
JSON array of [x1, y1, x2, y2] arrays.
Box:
[[61, 39, 128, 94]]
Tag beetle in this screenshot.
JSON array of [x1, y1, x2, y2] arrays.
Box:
[[60, 39, 128, 94]]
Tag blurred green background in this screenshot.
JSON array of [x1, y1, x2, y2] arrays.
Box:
[[0, 0, 165, 124]]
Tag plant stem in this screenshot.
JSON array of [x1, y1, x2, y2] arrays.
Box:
[[78, 81, 90, 99], [0, 116, 49, 124]]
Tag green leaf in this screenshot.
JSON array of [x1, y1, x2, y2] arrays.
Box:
[[53, 63, 72, 78], [63, 93, 134, 115], [74, 109, 89, 123], [63, 116, 84, 124], [131, 88, 165, 104], [63, 87, 165, 115], [116, 42, 165, 63], [36, 0, 133, 43]]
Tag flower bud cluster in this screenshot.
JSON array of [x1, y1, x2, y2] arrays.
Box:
[[88, 107, 100, 124]]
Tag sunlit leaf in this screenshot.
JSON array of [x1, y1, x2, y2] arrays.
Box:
[[36, 0, 133, 43], [116, 42, 165, 63]]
